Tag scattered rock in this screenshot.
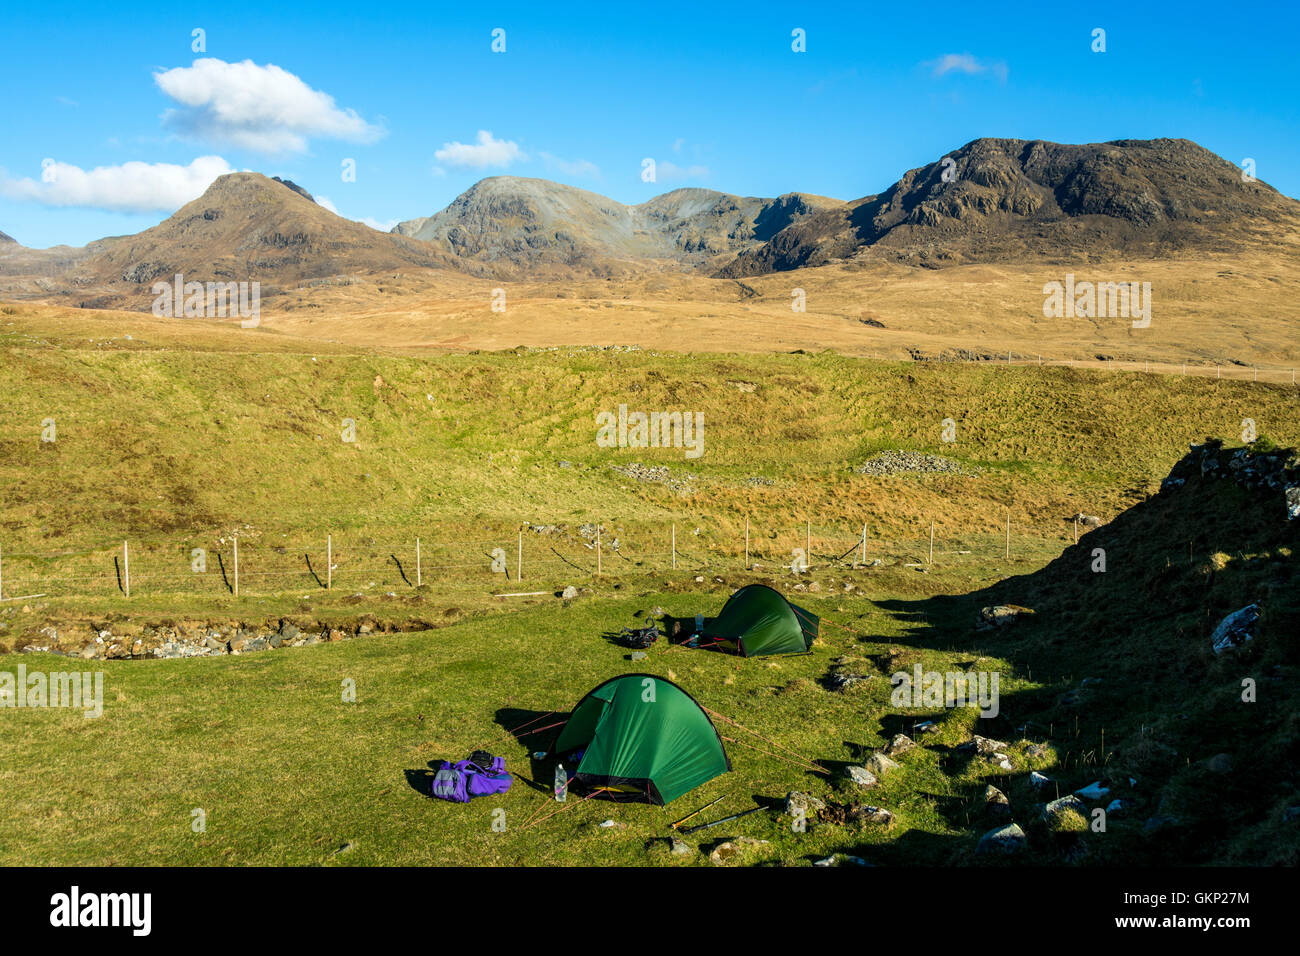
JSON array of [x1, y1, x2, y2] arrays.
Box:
[[709, 843, 740, 865], [1028, 771, 1053, 791], [785, 791, 827, 816], [1210, 604, 1260, 653], [983, 785, 1011, 819], [1075, 781, 1110, 800], [865, 753, 900, 777], [844, 766, 878, 788], [976, 823, 1027, 855], [885, 734, 916, 756], [977, 605, 1034, 630], [561, 585, 579, 600], [1042, 795, 1088, 825], [825, 671, 871, 693], [669, 837, 692, 856]]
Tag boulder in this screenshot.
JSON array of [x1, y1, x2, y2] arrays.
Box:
[[1042, 794, 1088, 824], [1075, 781, 1110, 800], [844, 766, 878, 788], [976, 823, 1027, 855], [1210, 604, 1260, 653], [785, 791, 826, 816], [983, 784, 1011, 819], [977, 605, 1034, 630], [885, 733, 916, 756], [865, 753, 900, 777]]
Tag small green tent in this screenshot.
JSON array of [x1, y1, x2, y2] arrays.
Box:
[[703, 584, 819, 657], [551, 674, 730, 805]]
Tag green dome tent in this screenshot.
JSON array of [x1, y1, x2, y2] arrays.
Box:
[[551, 674, 730, 805], [703, 584, 819, 657]]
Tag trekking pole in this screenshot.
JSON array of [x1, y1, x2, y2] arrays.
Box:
[[680, 804, 768, 836], [669, 794, 727, 831]]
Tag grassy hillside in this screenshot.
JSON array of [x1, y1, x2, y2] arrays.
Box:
[[2, 457, 1292, 865], [2, 303, 1296, 611], [0, 305, 1296, 866]]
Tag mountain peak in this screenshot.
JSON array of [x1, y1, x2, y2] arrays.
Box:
[[391, 178, 845, 276], [716, 137, 1300, 275]]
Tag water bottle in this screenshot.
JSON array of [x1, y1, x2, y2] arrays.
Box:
[[695, 613, 704, 634], [554, 763, 568, 802]]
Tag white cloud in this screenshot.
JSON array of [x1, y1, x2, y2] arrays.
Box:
[[154, 58, 383, 154], [433, 130, 526, 169], [655, 161, 710, 182], [0, 155, 235, 212], [310, 195, 397, 231], [925, 53, 1008, 83], [539, 152, 600, 178]]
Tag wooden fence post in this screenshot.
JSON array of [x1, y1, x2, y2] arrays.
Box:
[[806, 520, 811, 571], [596, 527, 602, 575], [233, 535, 239, 597], [123, 540, 130, 598], [1005, 516, 1010, 560], [517, 531, 523, 582], [929, 522, 935, 565], [671, 524, 676, 570], [416, 538, 422, 586], [860, 523, 867, 566], [744, 517, 750, 569], [327, 534, 332, 590]]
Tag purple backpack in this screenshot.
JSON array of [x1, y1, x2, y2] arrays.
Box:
[[431, 756, 512, 803]]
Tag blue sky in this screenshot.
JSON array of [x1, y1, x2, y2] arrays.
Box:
[[2, 0, 1297, 248]]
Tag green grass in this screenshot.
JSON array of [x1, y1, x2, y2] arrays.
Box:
[[1, 310, 1297, 866], [0, 586, 1053, 866]]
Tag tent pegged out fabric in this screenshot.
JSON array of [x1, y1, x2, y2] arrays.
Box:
[[702, 584, 819, 657], [551, 674, 730, 805]]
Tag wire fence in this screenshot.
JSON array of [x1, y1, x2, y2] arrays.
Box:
[[976, 353, 1299, 385], [0, 517, 1079, 602]]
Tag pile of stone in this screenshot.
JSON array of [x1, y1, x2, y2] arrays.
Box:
[[14, 616, 423, 660], [854, 450, 975, 477]]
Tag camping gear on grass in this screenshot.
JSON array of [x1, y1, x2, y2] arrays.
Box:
[[619, 621, 661, 649], [550, 673, 730, 805], [431, 755, 513, 803], [696, 584, 820, 657], [680, 803, 769, 835]]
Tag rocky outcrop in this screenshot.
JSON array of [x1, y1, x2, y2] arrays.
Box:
[[717, 137, 1300, 276], [1160, 438, 1298, 520]]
